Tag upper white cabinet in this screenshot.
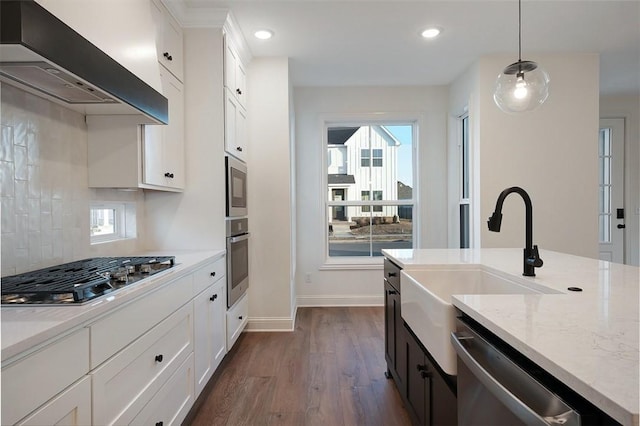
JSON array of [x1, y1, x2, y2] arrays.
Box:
[[224, 35, 247, 108], [224, 88, 248, 163], [144, 68, 185, 189], [151, 0, 184, 82], [87, 67, 184, 192]]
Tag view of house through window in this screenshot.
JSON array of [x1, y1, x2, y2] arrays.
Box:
[[327, 124, 414, 257]]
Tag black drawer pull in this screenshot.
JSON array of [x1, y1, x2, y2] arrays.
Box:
[[210, 294, 218, 301], [210, 271, 216, 277], [387, 272, 397, 277], [238, 315, 243, 320], [387, 290, 397, 295], [417, 364, 428, 371], [236, 88, 242, 95], [236, 146, 243, 152], [156, 422, 163, 426], [163, 52, 172, 61], [155, 354, 164, 363]]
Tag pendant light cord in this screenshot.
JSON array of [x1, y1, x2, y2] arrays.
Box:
[[518, 0, 522, 62]]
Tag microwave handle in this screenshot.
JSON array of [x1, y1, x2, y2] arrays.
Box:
[[229, 233, 250, 243]]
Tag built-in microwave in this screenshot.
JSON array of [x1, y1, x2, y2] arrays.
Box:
[[225, 156, 247, 217]]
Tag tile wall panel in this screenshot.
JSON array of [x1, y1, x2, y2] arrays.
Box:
[[1, 84, 144, 276]]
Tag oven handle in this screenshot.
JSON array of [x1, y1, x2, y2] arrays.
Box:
[[451, 330, 580, 426], [228, 233, 250, 243]]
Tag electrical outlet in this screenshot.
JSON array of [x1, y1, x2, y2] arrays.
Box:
[[304, 273, 312, 284]]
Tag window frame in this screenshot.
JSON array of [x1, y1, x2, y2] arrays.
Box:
[[459, 113, 472, 249], [90, 202, 136, 244], [322, 117, 417, 268]]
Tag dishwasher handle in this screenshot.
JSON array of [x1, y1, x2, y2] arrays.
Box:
[[451, 330, 580, 426]]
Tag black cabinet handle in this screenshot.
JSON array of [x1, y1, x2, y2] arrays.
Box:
[[164, 172, 174, 178], [155, 354, 164, 363], [210, 294, 218, 301], [238, 315, 243, 320], [617, 224, 626, 229], [236, 146, 243, 152], [420, 370, 432, 379], [236, 88, 242, 95], [387, 272, 397, 277], [416, 364, 428, 371], [387, 289, 397, 295], [156, 422, 163, 426], [210, 272, 216, 277], [163, 52, 172, 61]]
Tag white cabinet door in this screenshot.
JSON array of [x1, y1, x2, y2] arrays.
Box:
[[224, 35, 247, 108], [194, 279, 226, 396], [151, 0, 184, 81], [226, 292, 249, 350], [224, 88, 247, 162], [144, 68, 185, 189], [16, 376, 91, 426]]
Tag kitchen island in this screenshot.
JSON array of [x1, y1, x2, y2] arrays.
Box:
[[382, 248, 639, 426]]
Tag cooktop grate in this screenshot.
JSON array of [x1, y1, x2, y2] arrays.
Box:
[[1, 256, 175, 303]]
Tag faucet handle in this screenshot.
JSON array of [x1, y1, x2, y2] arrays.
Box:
[[528, 245, 544, 268]]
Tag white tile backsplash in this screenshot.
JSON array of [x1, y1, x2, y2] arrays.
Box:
[[1, 83, 146, 275]]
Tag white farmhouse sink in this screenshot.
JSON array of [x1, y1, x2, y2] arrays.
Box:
[[401, 268, 561, 376]]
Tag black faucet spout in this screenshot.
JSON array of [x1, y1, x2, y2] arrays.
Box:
[[488, 186, 543, 276]]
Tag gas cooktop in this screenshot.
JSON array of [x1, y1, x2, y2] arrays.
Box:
[[1, 256, 175, 305]]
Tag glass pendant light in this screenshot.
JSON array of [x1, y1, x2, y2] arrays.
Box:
[[494, 0, 550, 113]]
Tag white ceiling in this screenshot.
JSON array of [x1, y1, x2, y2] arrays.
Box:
[[174, 0, 640, 95]]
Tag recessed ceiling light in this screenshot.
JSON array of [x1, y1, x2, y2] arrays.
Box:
[[254, 29, 274, 40], [421, 27, 441, 39]]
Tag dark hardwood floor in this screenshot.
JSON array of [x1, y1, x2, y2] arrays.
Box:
[[185, 306, 412, 426]]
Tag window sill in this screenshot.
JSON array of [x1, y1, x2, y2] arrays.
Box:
[[320, 257, 384, 271]]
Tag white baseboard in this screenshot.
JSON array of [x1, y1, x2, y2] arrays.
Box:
[[246, 316, 295, 332], [296, 294, 384, 307]]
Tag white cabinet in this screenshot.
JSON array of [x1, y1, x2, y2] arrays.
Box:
[[224, 88, 248, 162], [16, 376, 91, 426], [194, 275, 226, 396], [143, 67, 185, 189], [226, 292, 249, 350], [224, 36, 247, 108], [91, 303, 193, 425], [1, 329, 90, 425], [87, 68, 184, 192], [151, 0, 184, 82]]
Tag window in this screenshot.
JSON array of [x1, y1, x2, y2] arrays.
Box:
[[327, 124, 414, 258], [90, 202, 136, 244], [459, 114, 471, 248], [598, 128, 612, 243]]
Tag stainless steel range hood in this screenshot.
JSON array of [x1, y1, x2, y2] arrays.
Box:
[[0, 1, 168, 124]]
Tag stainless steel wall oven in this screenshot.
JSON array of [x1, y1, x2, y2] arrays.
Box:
[[226, 218, 249, 308], [225, 156, 247, 217]]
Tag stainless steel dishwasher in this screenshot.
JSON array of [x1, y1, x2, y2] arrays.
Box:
[[451, 318, 581, 426]]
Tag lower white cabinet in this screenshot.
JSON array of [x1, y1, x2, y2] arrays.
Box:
[[226, 292, 249, 349], [16, 376, 91, 426], [131, 353, 194, 426], [1, 329, 90, 425], [194, 278, 226, 396], [91, 303, 193, 425]]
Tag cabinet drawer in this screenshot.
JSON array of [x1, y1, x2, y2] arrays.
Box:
[[193, 256, 225, 296], [1, 328, 89, 425], [384, 258, 401, 291], [131, 353, 194, 426], [90, 273, 193, 367], [17, 376, 91, 426], [226, 292, 248, 349], [91, 303, 193, 426]]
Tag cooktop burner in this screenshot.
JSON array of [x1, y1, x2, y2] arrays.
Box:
[[1, 256, 175, 305]]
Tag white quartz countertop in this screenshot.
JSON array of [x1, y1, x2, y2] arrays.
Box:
[[1, 250, 225, 362], [382, 248, 639, 426]]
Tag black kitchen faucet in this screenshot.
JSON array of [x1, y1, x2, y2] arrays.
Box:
[[488, 186, 543, 277]]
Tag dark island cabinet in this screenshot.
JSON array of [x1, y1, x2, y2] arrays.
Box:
[[384, 258, 406, 397], [383, 257, 457, 426]]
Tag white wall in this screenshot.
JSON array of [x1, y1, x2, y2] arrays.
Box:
[[143, 28, 226, 251], [600, 95, 640, 266], [449, 54, 600, 259], [1, 83, 146, 276], [294, 86, 448, 305], [246, 58, 295, 329]]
